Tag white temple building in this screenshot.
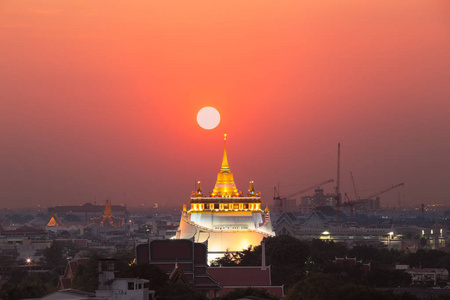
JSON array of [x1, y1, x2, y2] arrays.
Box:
[[175, 134, 275, 262]]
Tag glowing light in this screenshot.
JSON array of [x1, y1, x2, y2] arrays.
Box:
[[322, 231, 330, 235], [26, 258, 31, 264], [197, 107, 220, 130]]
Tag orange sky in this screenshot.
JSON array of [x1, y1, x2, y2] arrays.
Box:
[[1, 0, 449, 209]]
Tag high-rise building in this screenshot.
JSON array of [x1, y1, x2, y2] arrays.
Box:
[[175, 134, 275, 262], [300, 188, 336, 213]]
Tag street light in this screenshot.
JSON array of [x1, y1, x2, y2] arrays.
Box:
[[322, 231, 331, 240], [26, 258, 31, 271]]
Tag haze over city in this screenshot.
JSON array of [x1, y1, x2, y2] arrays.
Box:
[[1, 0, 449, 209]]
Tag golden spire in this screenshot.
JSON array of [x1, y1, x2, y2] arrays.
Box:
[[221, 134, 230, 171], [211, 134, 240, 197], [101, 200, 114, 227]]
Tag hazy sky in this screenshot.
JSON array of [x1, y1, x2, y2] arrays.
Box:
[[1, 0, 449, 209]]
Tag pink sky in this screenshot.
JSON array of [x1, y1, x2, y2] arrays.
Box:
[[0, 0, 449, 209]]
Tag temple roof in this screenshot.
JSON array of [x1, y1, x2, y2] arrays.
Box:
[[211, 134, 240, 197], [46, 214, 63, 227]]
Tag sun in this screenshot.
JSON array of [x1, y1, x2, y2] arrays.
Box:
[[197, 107, 220, 130]]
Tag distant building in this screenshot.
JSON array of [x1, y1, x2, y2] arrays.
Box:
[[90, 200, 125, 227], [58, 257, 89, 290], [273, 197, 297, 216], [136, 239, 284, 299], [48, 202, 127, 223], [136, 239, 222, 298], [396, 265, 449, 286], [96, 259, 154, 300], [300, 188, 336, 214], [46, 259, 154, 300], [334, 256, 371, 272], [275, 211, 400, 248]]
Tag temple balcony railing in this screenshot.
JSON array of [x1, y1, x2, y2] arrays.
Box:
[[190, 197, 261, 203], [181, 214, 274, 237]]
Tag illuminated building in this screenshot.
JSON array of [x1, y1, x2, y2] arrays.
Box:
[[48, 202, 127, 223], [46, 214, 63, 227], [300, 188, 336, 214], [175, 134, 275, 262], [91, 200, 124, 227]]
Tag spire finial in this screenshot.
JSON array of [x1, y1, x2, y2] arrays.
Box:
[[221, 133, 229, 170], [196, 181, 203, 197], [248, 181, 256, 197]]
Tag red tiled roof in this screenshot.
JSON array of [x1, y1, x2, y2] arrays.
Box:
[[73, 239, 88, 247], [208, 267, 271, 286], [439, 247, 450, 253], [1, 228, 47, 235], [150, 240, 193, 261]]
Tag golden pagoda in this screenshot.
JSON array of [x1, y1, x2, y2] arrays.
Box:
[[101, 200, 114, 227], [189, 134, 264, 213], [176, 134, 274, 262]]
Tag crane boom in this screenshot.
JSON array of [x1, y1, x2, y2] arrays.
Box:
[[335, 143, 341, 222], [275, 179, 334, 200], [365, 183, 404, 199], [350, 172, 358, 200], [284, 179, 335, 199]]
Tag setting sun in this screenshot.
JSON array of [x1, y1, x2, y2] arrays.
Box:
[[197, 107, 221, 130]]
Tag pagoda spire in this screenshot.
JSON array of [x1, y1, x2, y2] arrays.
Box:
[[101, 200, 114, 227], [221, 134, 230, 171], [211, 134, 240, 197]]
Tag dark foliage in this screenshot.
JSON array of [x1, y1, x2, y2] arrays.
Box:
[[43, 241, 67, 272], [158, 282, 207, 300], [71, 254, 101, 292], [0, 270, 58, 300], [286, 274, 418, 300], [219, 287, 279, 300]]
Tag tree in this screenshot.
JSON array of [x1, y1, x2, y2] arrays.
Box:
[[286, 273, 340, 300], [0, 270, 58, 300], [336, 284, 397, 300], [71, 255, 101, 292], [220, 287, 279, 300], [43, 241, 66, 272], [158, 282, 206, 300], [210, 252, 237, 267]]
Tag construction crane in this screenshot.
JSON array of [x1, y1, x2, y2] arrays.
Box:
[[365, 183, 404, 199], [335, 143, 341, 222], [343, 193, 356, 217], [343, 183, 405, 216], [273, 178, 334, 215], [350, 172, 358, 200]]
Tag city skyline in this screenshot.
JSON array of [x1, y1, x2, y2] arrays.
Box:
[[1, 1, 449, 208]]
